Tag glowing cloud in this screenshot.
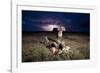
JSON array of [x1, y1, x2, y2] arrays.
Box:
[[40, 24, 66, 31]]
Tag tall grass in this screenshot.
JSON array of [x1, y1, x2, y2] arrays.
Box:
[[22, 44, 89, 62]]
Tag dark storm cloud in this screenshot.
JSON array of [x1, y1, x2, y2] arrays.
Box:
[[22, 10, 90, 32]]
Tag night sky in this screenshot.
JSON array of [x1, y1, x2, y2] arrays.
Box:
[[22, 10, 90, 32]]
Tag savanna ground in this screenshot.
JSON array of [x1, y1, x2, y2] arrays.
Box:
[[22, 32, 90, 62]]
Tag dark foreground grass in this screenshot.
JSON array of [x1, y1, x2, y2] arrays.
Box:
[[22, 32, 90, 62], [22, 44, 89, 62]]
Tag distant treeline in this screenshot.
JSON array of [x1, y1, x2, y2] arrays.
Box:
[[22, 31, 90, 35]]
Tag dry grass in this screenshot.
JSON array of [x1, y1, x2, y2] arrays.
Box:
[[22, 32, 90, 62]]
